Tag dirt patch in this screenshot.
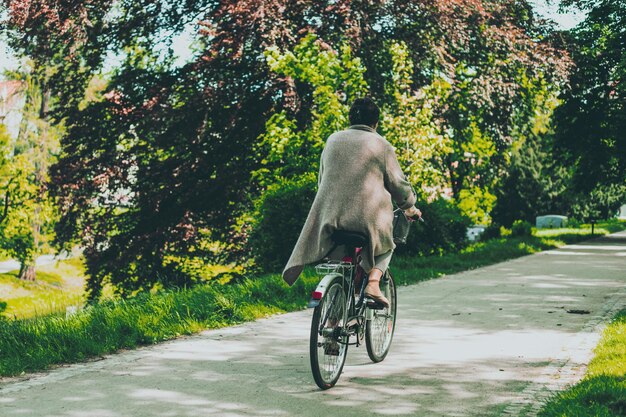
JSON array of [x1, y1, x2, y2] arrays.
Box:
[[0, 283, 30, 299]]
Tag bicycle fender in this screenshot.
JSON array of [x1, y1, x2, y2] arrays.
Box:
[[307, 273, 343, 308]]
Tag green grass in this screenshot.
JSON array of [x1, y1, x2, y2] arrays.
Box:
[[0, 220, 624, 377], [1, 259, 86, 320], [538, 310, 626, 417], [0, 270, 319, 376], [393, 220, 625, 286]]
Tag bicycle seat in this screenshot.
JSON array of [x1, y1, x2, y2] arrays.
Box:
[[331, 230, 368, 248]]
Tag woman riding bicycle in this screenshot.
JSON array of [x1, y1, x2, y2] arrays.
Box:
[[283, 97, 420, 307]]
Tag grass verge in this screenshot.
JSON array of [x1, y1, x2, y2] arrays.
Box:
[[0, 220, 624, 377], [393, 221, 625, 286], [0, 258, 85, 320], [0, 270, 319, 377], [538, 310, 626, 417]]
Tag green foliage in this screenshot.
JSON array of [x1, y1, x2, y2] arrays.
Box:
[[491, 75, 570, 227], [0, 67, 61, 277], [256, 35, 368, 186], [457, 186, 497, 225], [442, 56, 568, 226], [380, 42, 452, 198], [0, 259, 86, 319], [0, 125, 11, 209], [553, 0, 626, 220], [5, 0, 573, 296], [480, 223, 503, 241], [396, 198, 472, 257], [570, 183, 626, 221], [0, 270, 320, 376], [481, 224, 515, 240], [511, 220, 533, 237], [534, 220, 626, 237], [249, 174, 318, 272]]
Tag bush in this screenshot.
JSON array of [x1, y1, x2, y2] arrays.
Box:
[[396, 198, 472, 256], [480, 223, 502, 241], [569, 183, 626, 221], [568, 218, 582, 228], [249, 174, 317, 271], [511, 220, 533, 237]]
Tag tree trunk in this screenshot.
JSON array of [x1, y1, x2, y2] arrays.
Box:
[[19, 263, 36, 281], [448, 160, 463, 200], [21, 81, 48, 285]]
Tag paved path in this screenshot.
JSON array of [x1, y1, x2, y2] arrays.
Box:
[[0, 253, 71, 274], [1, 232, 625, 417]]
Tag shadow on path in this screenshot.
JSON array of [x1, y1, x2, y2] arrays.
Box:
[[1, 232, 625, 417]]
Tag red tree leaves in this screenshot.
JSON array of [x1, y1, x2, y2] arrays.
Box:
[[4, 0, 110, 56], [5, 0, 574, 297]]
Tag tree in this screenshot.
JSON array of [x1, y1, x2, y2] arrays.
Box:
[[554, 0, 626, 219], [379, 41, 452, 201], [4, 0, 235, 296], [256, 34, 369, 186], [0, 124, 12, 224], [4, 0, 572, 294], [0, 66, 60, 281], [491, 76, 570, 226]]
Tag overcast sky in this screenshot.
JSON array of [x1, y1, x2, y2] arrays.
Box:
[[0, 1, 586, 76]]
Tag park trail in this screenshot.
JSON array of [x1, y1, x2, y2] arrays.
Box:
[[0, 253, 72, 274], [1, 231, 625, 417]]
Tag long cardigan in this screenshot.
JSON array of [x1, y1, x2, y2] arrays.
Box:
[[282, 125, 416, 285]]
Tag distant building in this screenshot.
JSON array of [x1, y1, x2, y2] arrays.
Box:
[[536, 215, 568, 228], [0, 80, 25, 138]]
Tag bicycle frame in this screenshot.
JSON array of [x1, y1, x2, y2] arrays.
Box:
[[309, 243, 397, 389], [309, 247, 372, 347]]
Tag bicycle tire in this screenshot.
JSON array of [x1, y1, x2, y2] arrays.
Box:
[[365, 270, 397, 363], [310, 276, 348, 389]]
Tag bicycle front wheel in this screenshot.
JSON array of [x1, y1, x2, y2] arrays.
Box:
[[365, 270, 397, 363], [310, 276, 348, 389]]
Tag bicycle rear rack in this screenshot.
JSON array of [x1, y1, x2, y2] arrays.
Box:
[[315, 261, 354, 276]]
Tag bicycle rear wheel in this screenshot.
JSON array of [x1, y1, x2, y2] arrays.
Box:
[[310, 276, 348, 389], [365, 270, 397, 363]]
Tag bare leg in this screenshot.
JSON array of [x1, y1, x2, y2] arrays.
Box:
[[364, 268, 390, 307]]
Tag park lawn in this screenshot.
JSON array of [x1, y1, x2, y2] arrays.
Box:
[[1, 258, 86, 320], [0, 220, 624, 377], [538, 309, 626, 417]]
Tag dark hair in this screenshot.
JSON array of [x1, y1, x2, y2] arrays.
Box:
[[349, 97, 380, 127]]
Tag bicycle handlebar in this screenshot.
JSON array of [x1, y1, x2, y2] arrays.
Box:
[[405, 212, 425, 223]]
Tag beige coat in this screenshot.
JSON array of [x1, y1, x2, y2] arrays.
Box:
[[282, 125, 416, 285]]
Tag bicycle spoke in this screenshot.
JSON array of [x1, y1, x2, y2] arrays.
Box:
[[365, 272, 397, 363], [310, 278, 348, 389]]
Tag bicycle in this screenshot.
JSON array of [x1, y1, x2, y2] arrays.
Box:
[[307, 230, 398, 390]]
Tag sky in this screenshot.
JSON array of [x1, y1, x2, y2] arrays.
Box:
[[530, 0, 586, 29], [0, 1, 586, 76]]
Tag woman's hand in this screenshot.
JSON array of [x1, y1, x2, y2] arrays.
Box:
[[404, 206, 422, 219]]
